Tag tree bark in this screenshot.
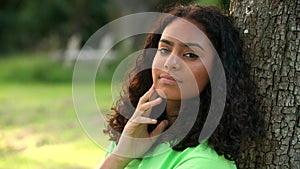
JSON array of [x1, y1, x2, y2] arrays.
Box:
[[230, 0, 300, 168]]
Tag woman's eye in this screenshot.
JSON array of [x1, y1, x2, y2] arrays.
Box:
[[184, 53, 199, 59], [158, 48, 170, 55]]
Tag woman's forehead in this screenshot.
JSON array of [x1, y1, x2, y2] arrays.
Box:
[[161, 19, 208, 45]]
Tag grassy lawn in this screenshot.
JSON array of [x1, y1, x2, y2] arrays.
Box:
[[0, 82, 111, 169], [0, 52, 123, 168], [0, 69, 116, 169]]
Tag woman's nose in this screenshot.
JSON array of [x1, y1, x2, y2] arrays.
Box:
[[164, 54, 180, 70]]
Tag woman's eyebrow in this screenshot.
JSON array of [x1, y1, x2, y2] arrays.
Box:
[[181, 42, 205, 51], [159, 39, 174, 46], [159, 39, 205, 51]]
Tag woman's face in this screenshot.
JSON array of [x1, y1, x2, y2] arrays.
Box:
[[152, 18, 214, 100]]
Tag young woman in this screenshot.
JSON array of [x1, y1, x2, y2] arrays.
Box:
[[99, 4, 265, 169]]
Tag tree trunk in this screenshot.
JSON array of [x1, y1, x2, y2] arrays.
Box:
[[230, 0, 300, 168]]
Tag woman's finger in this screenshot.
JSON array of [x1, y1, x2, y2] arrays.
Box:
[[150, 120, 169, 137], [138, 97, 162, 112], [130, 116, 157, 124], [139, 85, 155, 103]]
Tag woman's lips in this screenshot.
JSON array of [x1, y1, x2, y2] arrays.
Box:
[[159, 74, 181, 85]]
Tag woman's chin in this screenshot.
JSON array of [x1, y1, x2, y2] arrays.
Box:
[[156, 89, 182, 101]]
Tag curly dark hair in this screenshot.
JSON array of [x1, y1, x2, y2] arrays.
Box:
[[104, 4, 265, 162]]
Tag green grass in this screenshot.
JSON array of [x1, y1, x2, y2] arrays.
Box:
[[0, 83, 113, 169], [0, 53, 117, 168]]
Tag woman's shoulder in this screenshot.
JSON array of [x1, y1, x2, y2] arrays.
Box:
[[98, 141, 237, 169], [173, 141, 237, 169]]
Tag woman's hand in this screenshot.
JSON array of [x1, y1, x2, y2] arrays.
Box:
[[113, 85, 169, 158], [99, 85, 168, 169]]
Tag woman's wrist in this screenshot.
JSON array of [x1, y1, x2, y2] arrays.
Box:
[[99, 153, 133, 169]]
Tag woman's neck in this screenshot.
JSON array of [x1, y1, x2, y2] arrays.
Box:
[[165, 100, 181, 125]]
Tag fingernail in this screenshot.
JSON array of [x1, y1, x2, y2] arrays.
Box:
[[156, 97, 162, 102]]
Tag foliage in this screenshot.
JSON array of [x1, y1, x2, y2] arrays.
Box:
[[0, 53, 75, 83], [0, 0, 230, 54], [0, 52, 123, 83], [0, 0, 110, 53]]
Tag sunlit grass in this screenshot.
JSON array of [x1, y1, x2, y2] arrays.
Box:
[[0, 83, 112, 168]]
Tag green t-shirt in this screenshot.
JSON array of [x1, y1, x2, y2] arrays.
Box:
[[103, 141, 237, 169]]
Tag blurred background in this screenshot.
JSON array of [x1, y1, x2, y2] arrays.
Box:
[[0, 0, 228, 168]]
